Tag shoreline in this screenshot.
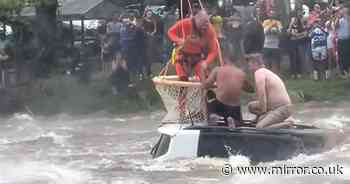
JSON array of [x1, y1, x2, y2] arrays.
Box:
[[0, 74, 349, 116]]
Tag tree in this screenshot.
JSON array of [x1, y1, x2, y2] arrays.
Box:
[[0, 0, 58, 78], [32, 0, 58, 77]]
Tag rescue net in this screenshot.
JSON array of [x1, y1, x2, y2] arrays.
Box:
[[153, 75, 207, 123]]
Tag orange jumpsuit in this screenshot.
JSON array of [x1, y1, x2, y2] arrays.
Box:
[[168, 18, 218, 80]]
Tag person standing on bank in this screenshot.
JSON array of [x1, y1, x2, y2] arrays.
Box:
[[262, 10, 283, 75], [335, 7, 350, 78], [287, 11, 307, 79]]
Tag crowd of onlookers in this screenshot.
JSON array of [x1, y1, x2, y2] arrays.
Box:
[[216, 0, 350, 81], [97, 8, 172, 94], [97, 0, 350, 94], [98, 5, 205, 94], [216, 0, 349, 81], [259, 0, 350, 80]]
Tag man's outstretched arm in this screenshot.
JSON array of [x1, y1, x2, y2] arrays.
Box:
[[202, 67, 218, 89], [168, 19, 190, 45]]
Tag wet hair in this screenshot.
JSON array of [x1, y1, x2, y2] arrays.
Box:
[[246, 53, 264, 66]]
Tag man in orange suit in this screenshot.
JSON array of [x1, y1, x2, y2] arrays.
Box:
[[168, 10, 219, 81]]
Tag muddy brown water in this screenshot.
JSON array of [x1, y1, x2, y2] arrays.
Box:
[[0, 102, 350, 184]]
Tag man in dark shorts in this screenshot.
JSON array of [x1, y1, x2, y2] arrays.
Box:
[[201, 55, 253, 127]]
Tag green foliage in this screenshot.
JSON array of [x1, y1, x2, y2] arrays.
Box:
[[286, 79, 349, 102], [0, 0, 24, 15], [25, 75, 163, 115], [0, 0, 57, 15]]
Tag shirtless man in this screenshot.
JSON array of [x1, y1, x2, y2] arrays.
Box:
[[202, 56, 253, 126], [247, 54, 293, 129]]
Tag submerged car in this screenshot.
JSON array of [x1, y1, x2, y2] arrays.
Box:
[[151, 122, 346, 162]]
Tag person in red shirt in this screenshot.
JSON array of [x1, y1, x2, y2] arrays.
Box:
[[168, 10, 219, 81], [307, 4, 322, 28]]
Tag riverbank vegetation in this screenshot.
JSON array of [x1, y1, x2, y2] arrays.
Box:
[[21, 75, 162, 115], [14, 74, 348, 116], [286, 78, 350, 102]]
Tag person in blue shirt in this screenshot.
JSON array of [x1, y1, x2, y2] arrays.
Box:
[[309, 18, 328, 80]]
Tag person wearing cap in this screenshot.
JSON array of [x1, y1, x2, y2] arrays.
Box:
[[168, 10, 219, 81], [246, 54, 293, 129]]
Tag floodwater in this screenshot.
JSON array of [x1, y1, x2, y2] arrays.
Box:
[[1, 102, 350, 184]]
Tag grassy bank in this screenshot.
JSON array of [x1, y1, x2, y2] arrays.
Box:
[[21, 74, 349, 116], [23, 75, 163, 115], [286, 79, 350, 103]]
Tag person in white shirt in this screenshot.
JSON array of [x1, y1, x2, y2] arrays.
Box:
[[262, 10, 283, 75]]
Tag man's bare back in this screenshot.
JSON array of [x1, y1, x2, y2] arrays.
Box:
[[255, 68, 291, 111], [202, 62, 253, 125], [246, 54, 293, 128], [215, 65, 247, 106], [202, 63, 251, 105]]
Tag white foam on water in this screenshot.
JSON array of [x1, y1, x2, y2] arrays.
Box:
[[10, 113, 34, 121], [190, 156, 228, 168], [130, 116, 143, 121], [0, 130, 72, 146], [0, 114, 46, 145], [188, 177, 220, 183], [228, 155, 251, 167], [132, 155, 250, 173], [56, 126, 74, 131], [113, 118, 127, 122], [0, 139, 10, 144], [134, 157, 209, 172], [0, 161, 89, 184], [97, 158, 115, 168], [139, 159, 193, 172], [41, 131, 72, 146], [108, 151, 149, 156], [312, 115, 350, 129], [129, 130, 155, 134], [111, 177, 150, 184]]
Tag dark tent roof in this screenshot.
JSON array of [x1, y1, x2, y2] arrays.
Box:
[[144, 0, 166, 5], [21, 0, 124, 20], [20, 0, 167, 20], [62, 0, 104, 16], [60, 0, 122, 19]]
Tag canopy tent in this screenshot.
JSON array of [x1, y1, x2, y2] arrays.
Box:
[[21, 0, 122, 20]]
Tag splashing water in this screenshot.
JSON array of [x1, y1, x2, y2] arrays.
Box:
[[0, 161, 89, 184], [0, 103, 349, 184]]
